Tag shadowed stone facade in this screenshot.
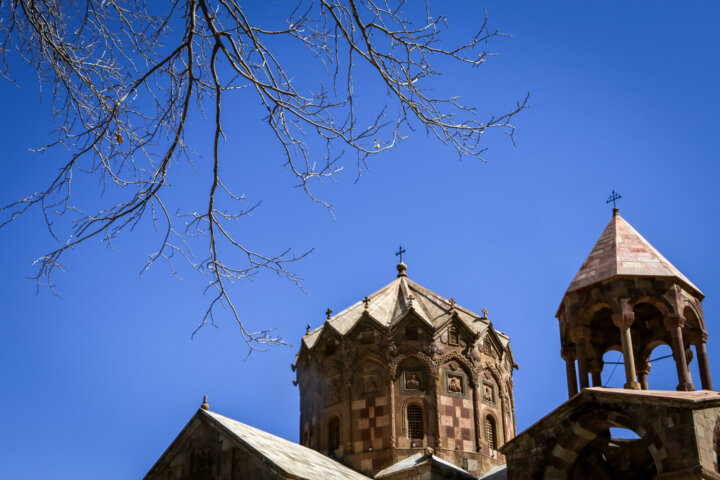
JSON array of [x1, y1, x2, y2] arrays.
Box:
[[503, 389, 720, 479], [295, 262, 516, 478]]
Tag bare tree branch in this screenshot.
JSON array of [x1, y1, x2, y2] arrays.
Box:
[[0, 0, 527, 351]]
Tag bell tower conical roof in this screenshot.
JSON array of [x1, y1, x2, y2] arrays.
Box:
[[565, 209, 702, 297]]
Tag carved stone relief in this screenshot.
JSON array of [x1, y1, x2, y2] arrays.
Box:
[[404, 370, 424, 390], [482, 382, 495, 404], [447, 374, 464, 394]]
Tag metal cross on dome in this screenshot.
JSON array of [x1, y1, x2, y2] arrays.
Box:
[[606, 190, 622, 209], [395, 245, 406, 263]]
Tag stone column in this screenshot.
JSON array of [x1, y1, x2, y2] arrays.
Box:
[[564, 355, 578, 398], [612, 312, 640, 390], [434, 374, 442, 449], [346, 384, 354, 455], [696, 340, 713, 390], [571, 326, 591, 390], [664, 315, 694, 391], [389, 376, 397, 448], [638, 363, 651, 390], [473, 382, 482, 452]]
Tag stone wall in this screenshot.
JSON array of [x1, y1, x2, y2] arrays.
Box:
[[503, 389, 720, 480], [296, 309, 515, 478]]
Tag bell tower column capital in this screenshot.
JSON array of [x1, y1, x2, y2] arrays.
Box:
[[663, 314, 686, 331], [612, 312, 635, 329], [570, 325, 591, 343]]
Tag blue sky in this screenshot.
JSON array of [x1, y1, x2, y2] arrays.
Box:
[[1, 1, 719, 478]]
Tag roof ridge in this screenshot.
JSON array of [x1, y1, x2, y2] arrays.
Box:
[[302, 272, 498, 350]]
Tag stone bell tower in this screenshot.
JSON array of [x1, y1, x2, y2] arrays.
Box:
[[556, 207, 711, 395], [503, 208, 720, 480], [294, 262, 517, 478]]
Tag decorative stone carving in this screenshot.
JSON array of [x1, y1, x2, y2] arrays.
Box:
[[422, 342, 438, 357], [483, 337, 493, 356], [448, 374, 464, 394], [390, 351, 439, 381], [383, 335, 398, 362], [362, 374, 378, 394], [404, 370, 424, 390], [482, 382, 495, 404]]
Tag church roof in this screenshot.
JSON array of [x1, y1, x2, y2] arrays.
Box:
[[145, 408, 371, 480], [302, 263, 510, 351], [565, 210, 701, 296], [202, 410, 371, 480], [480, 465, 508, 479], [374, 451, 476, 479]]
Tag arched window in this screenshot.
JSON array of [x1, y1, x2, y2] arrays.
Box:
[[407, 403, 424, 439], [485, 415, 497, 450], [328, 416, 340, 452]]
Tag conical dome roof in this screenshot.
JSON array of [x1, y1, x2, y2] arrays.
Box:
[[565, 210, 702, 296], [302, 264, 510, 351]]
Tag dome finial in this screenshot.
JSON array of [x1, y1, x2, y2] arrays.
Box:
[[396, 262, 407, 278], [607, 189, 622, 215], [201, 395, 209, 411], [395, 245, 407, 277]]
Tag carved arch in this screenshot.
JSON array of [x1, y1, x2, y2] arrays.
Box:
[[436, 350, 478, 386], [352, 353, 390, 378], [484, 363, 505, 389], [582, 301, 616, 324], [633, 295, 671, 317], [682, 300, 706, 334], [390, 352, 437, 381], [537, 404, 668, 479], [639, 340, 670, 369]]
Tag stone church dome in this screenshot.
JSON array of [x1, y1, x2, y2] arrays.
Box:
[[294, 263, 517, 478]]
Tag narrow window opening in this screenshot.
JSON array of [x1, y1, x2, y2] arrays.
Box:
[[485, 415, 497, 450], [328, 416, 340, 452], [448, 326, 459, 345], [406, 325, 418, 341], [407, 404, 424, 439]]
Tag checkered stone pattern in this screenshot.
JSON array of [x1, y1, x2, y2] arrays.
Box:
[[440, 395, 474, 451], [352, 396, 390, 453]]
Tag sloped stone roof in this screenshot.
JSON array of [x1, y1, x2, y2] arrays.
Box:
[[374, 452, 476, 479], [480, 465, 508, 480], [144, 408, 372, 480], [302, 264, 510, 351], [565, 210, 701, 295], [203, 410, 371, 480]]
